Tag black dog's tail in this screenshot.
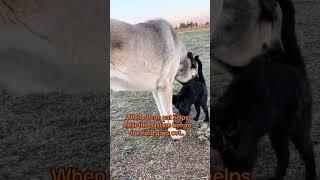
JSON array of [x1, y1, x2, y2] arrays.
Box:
[[276, 0, 306, 75], [195, 55, 206, 83]]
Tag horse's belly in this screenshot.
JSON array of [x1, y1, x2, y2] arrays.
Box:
[[110, 68, 158, 91]]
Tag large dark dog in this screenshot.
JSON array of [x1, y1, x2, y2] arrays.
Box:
[[173, 52, 209, 124], [213, 54, 316, 179]]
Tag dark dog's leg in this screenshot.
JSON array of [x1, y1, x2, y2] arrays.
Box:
[[194, 103, 201, 121], [291, 134, 316, 180], [181, 104, 192, 124], [201, 103, 209, 122], [269, 134, 290, 180], [292, 104, 317, 180]]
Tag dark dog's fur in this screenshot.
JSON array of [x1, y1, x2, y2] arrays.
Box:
[[173, 53, 209, 124], [212, 0, 317, 179]]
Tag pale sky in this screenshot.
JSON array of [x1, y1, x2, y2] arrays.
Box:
[[110, 0, 210, 27]]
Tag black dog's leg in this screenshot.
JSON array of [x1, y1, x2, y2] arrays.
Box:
[[194, 103, 201, 121], [201, 103, 209, 122], [291, 134, 317, 180], [269, 134, 289, 180]]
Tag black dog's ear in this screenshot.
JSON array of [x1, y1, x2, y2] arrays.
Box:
[[187, 52, 197, 68], [259, 0, 278, 22], [195, 55, 199, 60]]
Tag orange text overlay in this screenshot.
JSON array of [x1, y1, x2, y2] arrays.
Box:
[[123, 123, 192, 129], [210, 169, 251, 180], [129, 130, 184, 137], [126, 114, 189, 121], [51, 167, 107, 180]]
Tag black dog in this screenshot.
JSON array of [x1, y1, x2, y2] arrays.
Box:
[[213, 57, 316, 180], [173, 52, 209, 124]]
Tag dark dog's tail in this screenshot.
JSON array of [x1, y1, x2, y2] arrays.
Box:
[[195, 55, 206, 83], [276, 0, 306, 75]]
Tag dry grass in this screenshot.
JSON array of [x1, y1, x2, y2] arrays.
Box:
[[110, 31, 210, 179], [176, 25, 210, 33]]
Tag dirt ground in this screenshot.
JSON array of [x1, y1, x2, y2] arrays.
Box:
[[110, 31, 210, 179], [0, 92, 109, 179], [212, 1, 320, 179]]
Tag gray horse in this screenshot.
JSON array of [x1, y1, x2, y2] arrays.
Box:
[[110, 19, 197, 139]]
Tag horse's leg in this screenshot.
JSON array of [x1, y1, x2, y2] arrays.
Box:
[[156, 80, 186, 140], [152, 90, 163, 116]]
